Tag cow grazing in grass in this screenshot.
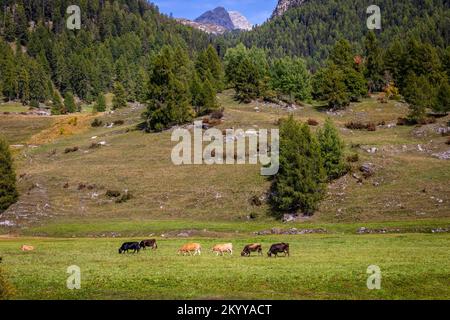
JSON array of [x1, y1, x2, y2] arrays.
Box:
[[267, 243, 289, 257], [241, 243, 262, 257], [21, 245, 35, 252], [178, 243, 201, 256], [212, 243, 233, 256], [118, 242, 140, 254], [140, 239, 157, 250]]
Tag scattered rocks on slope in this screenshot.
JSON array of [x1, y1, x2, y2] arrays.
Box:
[[254, 228, 327, 235], [431, 150, 450, 160]]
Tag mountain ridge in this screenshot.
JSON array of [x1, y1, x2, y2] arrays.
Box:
[[178, 6, 252, 34]]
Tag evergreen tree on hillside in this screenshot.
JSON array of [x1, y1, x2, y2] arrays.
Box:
[[364, 31, 385, 92], [51, 90, 64, 115], [270, 56, 312, 103], [317, 118, 347, 181], [224, 44, 269, 102], [329, 39, 354, 69], [93, 93, 107, 113], [141, 46, 193, 132], [270, 116, 326, 216], [313, 64, 350, 109], [0, 136, 18, 213], [196, 45, 224, 91], [64, 91, 76, 114], [112, 82, 127, 110], [435, 82, 450, 114], [403, 74, 434, 123]]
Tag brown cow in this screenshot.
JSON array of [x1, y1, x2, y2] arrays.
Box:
[[241, 243, 262, 257], [212, 243, 233, 256], [178, 243, 201, 256], [140, 239, 157, 250], [21, 245, 35, 252]]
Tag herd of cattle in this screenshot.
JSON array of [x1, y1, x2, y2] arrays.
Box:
[[118, 240, 290, 257]]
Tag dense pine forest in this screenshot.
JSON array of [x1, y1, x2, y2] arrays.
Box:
[[218, 0, 449, 67], [0, 0, 213, 113]]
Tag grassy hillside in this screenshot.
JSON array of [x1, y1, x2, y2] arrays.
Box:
[[0, 90, 449, 236], [0, 91, 449, 300]]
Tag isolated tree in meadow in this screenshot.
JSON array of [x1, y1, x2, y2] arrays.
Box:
[[224, 44, 269, 102], [313, 64, 350, 109], [344, 67, 367, 102], [317, 118, 347, 181], [112, 82, 127, 110], [0, 136, 18, 213], [270, 116, 326, 216], [270, 56, 312, 103], [403, 74, 434, 123], [403, 74, 436, 123], [93, 93, 107, 112], [64, 91, 76, 114]]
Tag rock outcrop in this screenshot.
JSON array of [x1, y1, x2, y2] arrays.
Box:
[[271, 0, 308, 19]]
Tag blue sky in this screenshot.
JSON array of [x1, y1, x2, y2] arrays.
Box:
[[151, 0, 278, 25]]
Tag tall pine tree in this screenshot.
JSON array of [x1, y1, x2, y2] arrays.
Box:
[[0, 136, 18, 213]]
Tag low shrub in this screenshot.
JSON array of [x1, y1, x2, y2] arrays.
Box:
[[113, 120, 124, 126], [347, 153, 359, 163], [115, 192, 133, 203], [91, 118, 103, 127], [68, 117, 78, 126], [345, 121, 377, 131], [249, 195, 263, 207], [30, 100, 39, 109], [106, 190, 121, 198], [64, 146, 79, 154], [210, 108, 224, 120]]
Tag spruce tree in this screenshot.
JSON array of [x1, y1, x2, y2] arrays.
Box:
[[364, 31, 385, 92], [270, 116, 326, 216], [142, 46, 193, 132], [317, 118, 347, 181], [64, 92, 76, 114], [51, 91, 64, 115], [435, 82, 450, 114], [93, 93, 107, 112], [0, 136, 18, 213], [403, 74, 434, 122], [112, 82, 127, 109]]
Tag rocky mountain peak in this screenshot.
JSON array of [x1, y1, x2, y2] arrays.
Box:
[[271, 0, 308, 19], [194, 6, 235, 31]]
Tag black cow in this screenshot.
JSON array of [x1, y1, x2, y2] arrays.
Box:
[[140, 239, 158, 250], [267, 243, 289, 257], [118, 242, 141, 254]]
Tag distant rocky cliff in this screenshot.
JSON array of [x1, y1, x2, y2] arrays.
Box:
[[271, 0, 308, 18]]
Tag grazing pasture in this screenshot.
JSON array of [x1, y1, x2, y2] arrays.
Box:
[[0, 234, 449, 300]]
